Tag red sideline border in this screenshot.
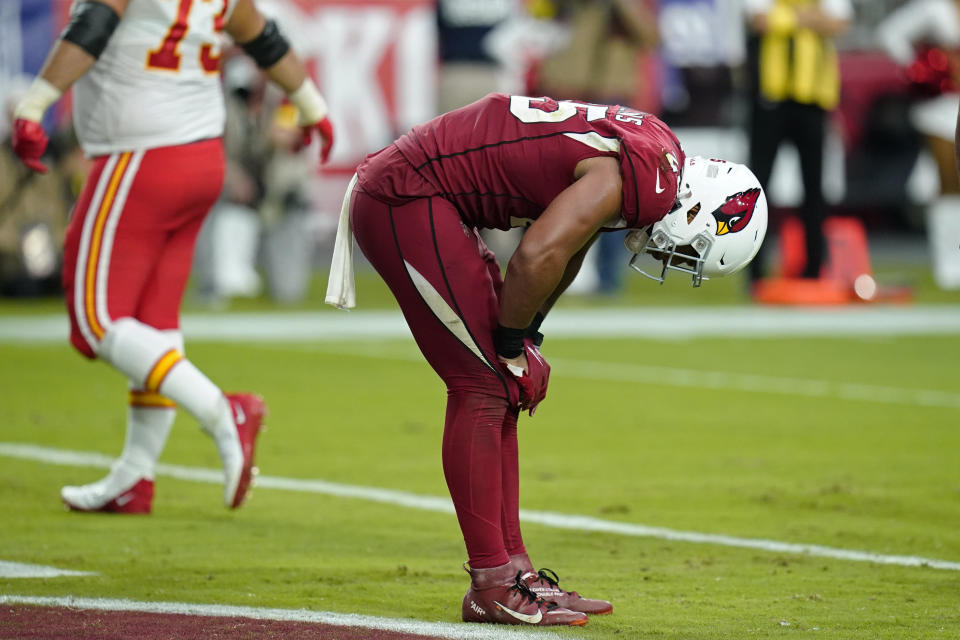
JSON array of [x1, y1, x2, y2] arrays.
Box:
[[0, 605, 439, 640], [0, 596, 564, 640]]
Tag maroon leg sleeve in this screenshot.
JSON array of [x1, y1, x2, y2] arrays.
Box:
[[500, 406, 526, 558], [443, 390, 512, 568], [351, 189, 521, 568]]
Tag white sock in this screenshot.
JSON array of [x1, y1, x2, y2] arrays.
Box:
[[120, 395, 175, 479], [99, 318, 238, 449], [927, 197, 960, 289], [115, 330, 182, 479]]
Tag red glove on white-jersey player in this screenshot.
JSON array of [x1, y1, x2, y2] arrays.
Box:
[[12, 118, 50, 173], [301, 115, 334, 164], [11, 76, 62, 174], [289, 78, 334, 164]]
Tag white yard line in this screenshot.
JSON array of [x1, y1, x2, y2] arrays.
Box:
[[260, 342, 960, 411], [549, 358, 960, 410], [2, 443, 958, 572], [0, 595, 560, 640], [0, 561, 95, 579], [2, 305, 960, 343], [8, 309, 960, 408]]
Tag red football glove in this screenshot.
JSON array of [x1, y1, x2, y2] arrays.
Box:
[[508, 338, 550, 416], [301, 116, 334, 164], [12, 118, 50, 174]]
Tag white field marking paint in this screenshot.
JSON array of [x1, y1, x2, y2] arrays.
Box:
[[0, 561, 96, 579], [258, 342, 960, 411], [548, 358, 960, 411], [4, 305, 960, 343], [4, 443, 960, 572], [0, 595, 561, 640]]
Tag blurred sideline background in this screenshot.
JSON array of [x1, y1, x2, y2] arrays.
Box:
[[1, 0, 957, 309]]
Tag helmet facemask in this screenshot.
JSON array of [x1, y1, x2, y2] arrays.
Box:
[[626, 229, 713, 287], [625, 188, 715, 287]]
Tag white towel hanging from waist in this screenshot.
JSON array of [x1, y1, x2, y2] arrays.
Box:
[[325, 173, 359, 309]]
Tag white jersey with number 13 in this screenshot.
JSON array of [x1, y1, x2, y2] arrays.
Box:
[[73, 0, 239, 156]]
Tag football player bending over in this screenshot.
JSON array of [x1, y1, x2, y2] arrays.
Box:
[[11, 0, 334, 513], [326, 94, 767, 626]]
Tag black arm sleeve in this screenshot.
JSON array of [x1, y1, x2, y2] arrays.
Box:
[[241, 19, 291, 69], [60, 1, 120, 59]]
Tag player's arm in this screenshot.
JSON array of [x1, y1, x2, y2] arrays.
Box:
[[538, 235, 600, 317], [795, 7, 849, 37], [611, 0, 658, 48], [876, 0, 930, 66], [511, 234, 599, 351], [12, 0, 128, 173], [498, 156, 622, 338], [495, 157, 620, 414], [225, 0, 334, 162]]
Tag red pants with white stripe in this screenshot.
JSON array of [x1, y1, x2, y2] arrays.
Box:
[[62, 139, 224, 358], [350, 185, 526, 569]]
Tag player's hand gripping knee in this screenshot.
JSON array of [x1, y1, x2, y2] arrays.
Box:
[[498, 337, 550, 416], [520, 337, 550, 414]]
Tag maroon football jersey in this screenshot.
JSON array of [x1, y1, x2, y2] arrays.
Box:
[[356, 93, 684, 230]]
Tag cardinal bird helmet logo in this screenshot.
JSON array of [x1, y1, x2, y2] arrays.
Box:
[[711, 188, 761, 236]]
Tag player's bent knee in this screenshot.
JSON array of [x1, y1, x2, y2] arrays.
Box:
[[97, 317, 134, 362], [445, 380, 518, 408], [98, 317, 183, 387], [65, 302, 103, 359]]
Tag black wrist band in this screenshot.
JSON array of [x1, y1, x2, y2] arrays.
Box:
[[526, 312, 544, 335], [525, 312, 545, 347], [494, 324, 525, 359]]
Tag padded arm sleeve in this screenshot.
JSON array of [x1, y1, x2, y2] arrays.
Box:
[[61, 1, 121, 59], [241, 19, 291, 69]]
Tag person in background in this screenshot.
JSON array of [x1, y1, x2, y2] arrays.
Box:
[[878, 0, 960, 288], [194, 55, 268, 303], [259, 86, 317, 303], [9, 0, 333, 513], [196, 53, 317, 305], [1, 86, 71, 297], [743, 0, 852, 285]]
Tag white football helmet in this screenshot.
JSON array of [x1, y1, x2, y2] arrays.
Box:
[[624, 156, 768, 286]]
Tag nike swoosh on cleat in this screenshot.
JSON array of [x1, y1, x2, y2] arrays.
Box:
[[494, 601, 543, 624], [233, 402, 246, 425], [115, 493, 134, 507]]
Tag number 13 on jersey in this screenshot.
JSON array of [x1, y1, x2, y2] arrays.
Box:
[[146, 0, 228, 73]]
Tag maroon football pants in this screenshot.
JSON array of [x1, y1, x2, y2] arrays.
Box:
[[351, 187, 525, 569]]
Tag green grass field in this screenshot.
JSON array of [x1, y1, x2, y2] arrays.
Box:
[[1, 269, 959, 639]]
